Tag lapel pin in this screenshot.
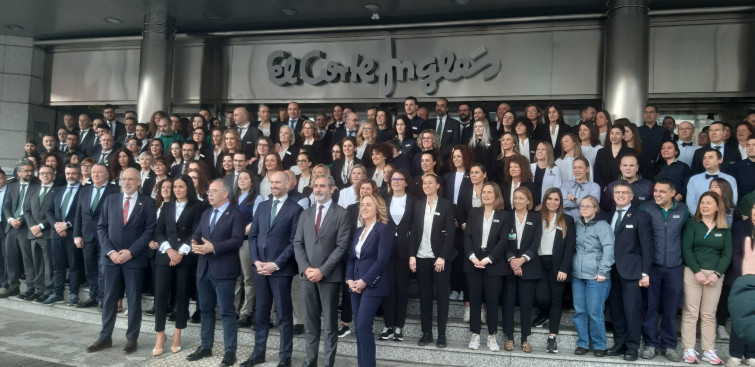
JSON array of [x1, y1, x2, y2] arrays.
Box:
[[138, 202, 142, 206]]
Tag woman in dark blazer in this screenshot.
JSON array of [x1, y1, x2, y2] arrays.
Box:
[[346, 194, 393, 367], [463, 182, 511, 351], [503, 186, 543, 353], [409, 173, 457, 348], [443, 145, 474, 304], [379, 169, 414, 342], [152, 175, 203, 355], [331, 137, 362, 190], [500, 154, 537, 210], [276, 125, 299, 170], [532, 188, 576, 353], [594, 125, 632, 189]]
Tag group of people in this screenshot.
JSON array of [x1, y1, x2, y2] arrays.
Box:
[[0, 100, 754, 367]]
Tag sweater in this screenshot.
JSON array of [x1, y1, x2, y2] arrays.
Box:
[[681, 218, 732, 275]]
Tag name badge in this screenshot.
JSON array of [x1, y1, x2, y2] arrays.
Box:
[[714, 233, 722, 237], [638, 196, 646, 200], [508, 233, 517, 240], [434, 212, 440, 216], [626, 224, 634, 228], [446, 130, 452, 133], [556, 226, 563, 231], [493, 219, 500, 223], [526, 221, 533, 225], [285, 151, 291, 155], [672, 215, 680, 219]]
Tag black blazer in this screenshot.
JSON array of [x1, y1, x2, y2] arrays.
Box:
[[442, 170, 470, 204], [594, 146, 633, 189], [278, 145, 299, 170], [140, 171, 160, 198], [519, 138, 540, 163], [500, 181, 536, 211], [238, 123, 262, 159], [2, 178, 40, 232], [331, 157, 362, 190], [254, 121, 282, 145], [455, 182, 477, 229], [78, 129, 97, 157], [281, 117, 306, 140], [534, 122, 571, 157], [74, 183, 119, 243], [690, 144, 739, 174], [463, 208, 512, 276], [609, 206, 653, 280], [45, 184, 81, 240], [409, 197, 457, 261], [154, 200, 203, 267], [385, 194, 415, 261], [505, 211, 543, 280], [422, 117, 460, 162], [300, 140, 325, 165], [23, 184, 55, 240], [542, 215, 577, 279]]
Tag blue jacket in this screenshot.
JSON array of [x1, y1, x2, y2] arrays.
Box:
[[572, 217, 614, 279], [193, 203, 246, 280], [346, 221, 393, 297], [97, 193, 157, 268], [640, 200, 689, 268]]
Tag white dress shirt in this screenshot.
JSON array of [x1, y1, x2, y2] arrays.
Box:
[[417, 199, 438, 259], [355, 222, 374, 258], [390, 195, 407, 225]]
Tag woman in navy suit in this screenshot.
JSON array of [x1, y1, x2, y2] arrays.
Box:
[[443, 145, 474, 304], [152, 175, 203, 356], [346, 194, 393, 367], [501, 154, 536, 210], [409, 173, 457, 348], [502, 186, 542, 353], [379, 169, 415, 342], [464, 182, 511, 351]]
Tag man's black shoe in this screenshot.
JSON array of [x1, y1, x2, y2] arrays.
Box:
[[606, 344, 627, 356], [436, 334, 447, 348], [143, 306, 155, 316], [293, 324, 305, 335], [625, 349, 639, 361], [418, 332, 433, 346], [219, 352, 236, 367], [185, 347, 212, 361], [239, 354, 265, 367], [76, 298, 98, 308], [238, 314, 253, 328], [277, 358, 292, 367]]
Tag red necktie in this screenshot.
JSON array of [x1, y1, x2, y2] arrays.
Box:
[[315, 205, 323, 235], [122, 196, 130, 225]]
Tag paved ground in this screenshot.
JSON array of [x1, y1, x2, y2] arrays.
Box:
[[0, 306, 432, 367]]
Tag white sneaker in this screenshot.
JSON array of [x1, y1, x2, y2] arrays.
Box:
[[463, 306, 470, 323], [684, 349, 700, 364], [717, 325, 731, 340], [481, 308, 487, 324], [745, 358, 755, 366], [487, 334, 500, 352], [458, 291, 464, 300], [703, 349, 724, 365], [727, 357, 742, 367], [469, 333, 480, 350], [449, 291, 460, 300]]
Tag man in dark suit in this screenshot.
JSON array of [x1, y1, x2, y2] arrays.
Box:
[[86, 168, 156, 355], [121, 117, 138, 147], [0, 170, 9, 297], [170, 141, 198, 178], [606, 180, 653, 361], [233, 106, 262, 160], [78, 113, 98, 158], [241, 172, 303, 367], [42, 164, 83, 305], [284, 102, 306, 139], [22, 165, 55, 302], [185, 179, 245, 367], [293, 175, 352, 367], [331, 112, 360, 150], [91, 133, 116, 166], [0, 160, 40, 299], [64, 132, 87, 163], [103, 105, 126, 143], [422, 98, 460, 165], [690, 121, 740, 174], [74, 164, 117, 308]]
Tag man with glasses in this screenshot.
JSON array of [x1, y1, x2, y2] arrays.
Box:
[[171, 141, 198, 177], [457, 103, 473, 145], [86, 168, 156, 355], [185, 180, 245, 366], [605, 180, 653, 361], [157, 117, 183, 156], [422, 98, 459, 166], [1, 160, 40, 298]]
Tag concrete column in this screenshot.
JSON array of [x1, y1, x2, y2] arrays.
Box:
[[603, 0, 650, 126], [136, 0, 175, 122], [0, 36, 55, 170]]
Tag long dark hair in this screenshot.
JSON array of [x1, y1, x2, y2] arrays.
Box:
[[172, 174, 199, 205]]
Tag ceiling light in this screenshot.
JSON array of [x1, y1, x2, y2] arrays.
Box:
[[280, 8, 298, 16], [363, 4, 381, 11], [453, 0, 471, 5], [104, 18, 123, 24], [6, 24, 25, 31]]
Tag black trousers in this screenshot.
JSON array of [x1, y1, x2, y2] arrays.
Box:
[[466, 268, 502, 335], [381, 259, 410, 328], [450, 229, 468, 301], [416, 257, 451, 335], [154, 264, 192, 331], [503, 276, 536, 342], [340, 281, 352, 324], [608, 267, 642, 351], [716, 283, 731, 327], [534, 256, 567, 335]]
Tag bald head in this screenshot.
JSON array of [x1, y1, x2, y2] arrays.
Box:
[[234, 107, 250, 125], [284, 170, 296, 190]]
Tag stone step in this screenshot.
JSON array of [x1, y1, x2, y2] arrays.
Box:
[[0, 295, 732, 367]]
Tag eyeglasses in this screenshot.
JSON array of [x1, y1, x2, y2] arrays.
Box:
[[38, 172, 53, 176], [391, 178, 405, 181], [206, 189, 223, 195], [579, 205, 595, 209], [613, 191, 632, 195], [80, 164, 92, 168]]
